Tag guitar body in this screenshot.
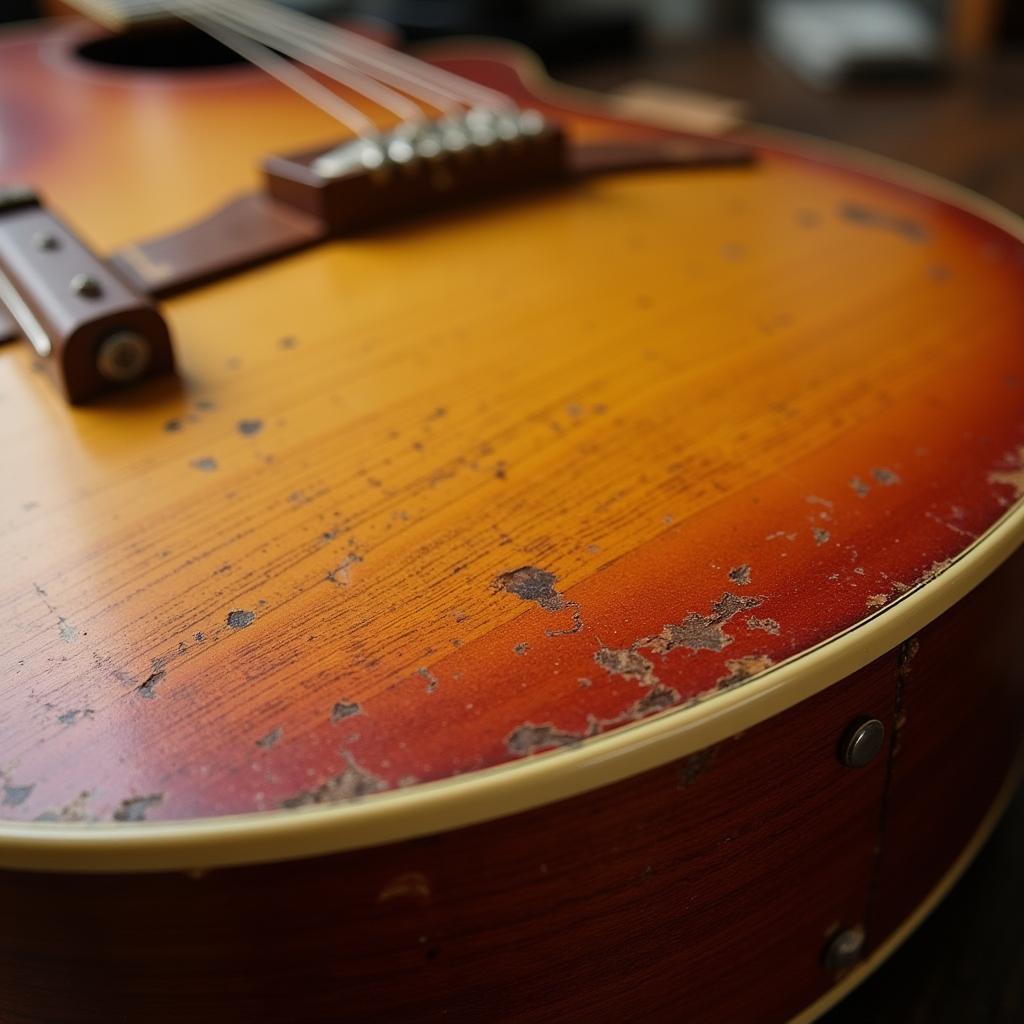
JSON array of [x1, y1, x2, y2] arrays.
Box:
[[0, 17, 1022, 1024]]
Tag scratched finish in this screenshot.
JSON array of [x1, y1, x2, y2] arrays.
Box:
[[0, 26, 1021, 823]]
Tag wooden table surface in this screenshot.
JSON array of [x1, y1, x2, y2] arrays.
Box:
[[561, 36, 1024, 1023]]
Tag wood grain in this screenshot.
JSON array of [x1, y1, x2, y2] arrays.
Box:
[[0, 24, 1021, 825]]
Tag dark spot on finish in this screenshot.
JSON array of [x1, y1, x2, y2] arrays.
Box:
[[331, 701, 362, 723], [326, 551, 363, 586], [237, 418, 264, 436], [137, 667, 166, 699], [506, 722, 582, 756], [33, 791, 91, 823], [191, 456, 218, 472], [113, 793, 163, 822], [594, 647, 657, 685], [728, 564, 751, 586], [280, 753, 384, 808], [492, 566, 566, 612], [256, 726, 282, 749], [626, 684, 680, 718], [647, 592, 761, 656], [57, 708, 94, 726], [2, 783, 34, 807], [718, 654, 774, 688], [163, 418, 182, 433], [227, 609, 256, 630], [513, 642, 530, 656], [838, 202, 929, 243], [279, 336, 297, 350]]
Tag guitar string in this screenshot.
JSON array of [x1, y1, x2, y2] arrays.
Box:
[[195, 0, 489, 112], [123, 0, 513, 115], [184, 0, 434, 123], [169, 2, 380, 136], [166, 0, 508, 108]]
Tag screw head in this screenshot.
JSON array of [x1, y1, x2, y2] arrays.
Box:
[[33, 231, 60, 251], [841, 718, 885, 768], [70, 273, 103, 299], [823, 926, 865, 974], [96, 330, 150, 383]]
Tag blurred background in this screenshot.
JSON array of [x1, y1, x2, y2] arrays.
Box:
[[9, 0, 1022, 213], [2, 1, 1022, 1020]]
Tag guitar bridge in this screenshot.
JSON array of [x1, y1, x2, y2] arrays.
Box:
[[263, 109, 566, 234]]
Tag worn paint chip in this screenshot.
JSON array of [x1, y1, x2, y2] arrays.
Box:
[[137, 666, 166, 699], [113, 793, 163, 822], [594, 647, 657, 685], [626, 684, 680, 718], [492, 566, 566, 612], [838, 202, 928, 243], [872, 466, 901, 486], [256, 726, 283, 749], [331, 701, 362, 723], [648, 592, 762, 655], [417, 667, 439, 694], [2, 782, 34, 807], [728, 564, 751, 586], [57, 708, 94, 726], [281, 753, 384, 808], [226, 609, 256, 630], [34, 791, 91, 823], [506, 722, 583, 756], [719, 654, 774, 687]]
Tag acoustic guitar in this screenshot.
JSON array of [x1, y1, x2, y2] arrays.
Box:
[[0, 2, 1021, 1021]]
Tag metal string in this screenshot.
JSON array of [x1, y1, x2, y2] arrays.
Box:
[[172, 2, 380, 136], [117, 0, 513, 118], [207, 0, 513, 111], [188, 0, 434, 122]]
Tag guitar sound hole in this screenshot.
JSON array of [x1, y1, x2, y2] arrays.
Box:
[[76, 25, 246, 70]]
